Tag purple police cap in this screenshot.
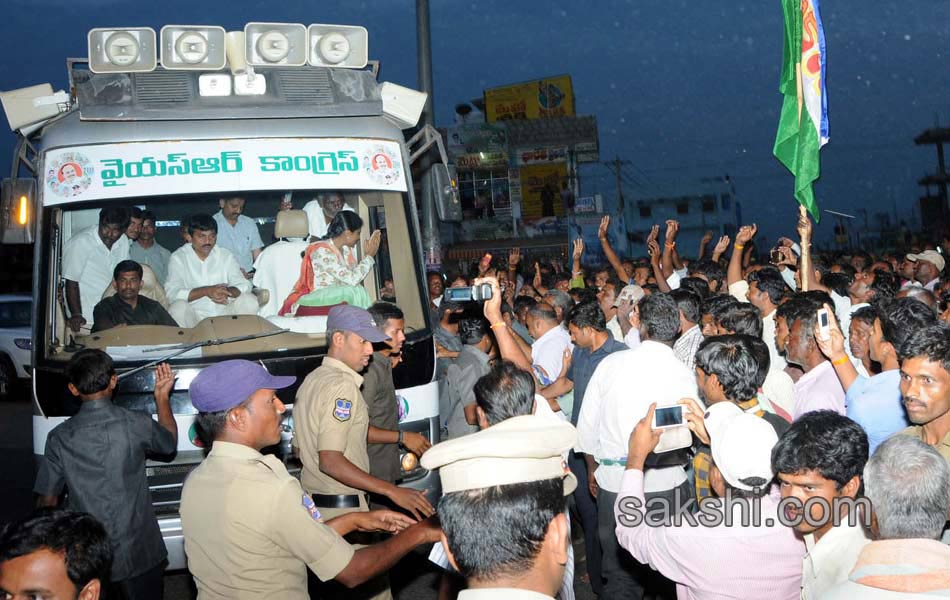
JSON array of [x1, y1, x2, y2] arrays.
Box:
[[326, 305, 391, 343], [189, 359, 296, 413]]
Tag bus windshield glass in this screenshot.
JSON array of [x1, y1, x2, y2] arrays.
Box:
[[42, 189, 424, 365]]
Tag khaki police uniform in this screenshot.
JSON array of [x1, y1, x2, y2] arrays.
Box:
[[295, 356, 372, 518], [180, 441, 355, 600], [296, 355, 395, 600]]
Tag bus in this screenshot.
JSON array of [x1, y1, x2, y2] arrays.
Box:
[[0, 23, 454, 570]]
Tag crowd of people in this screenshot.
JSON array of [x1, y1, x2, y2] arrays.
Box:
[[5, 208, 950, 600], [61, 192, 383, 334]]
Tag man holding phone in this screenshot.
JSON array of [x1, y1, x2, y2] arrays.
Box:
[[776, 295, 846, 419], [576, 292, 700, 599]]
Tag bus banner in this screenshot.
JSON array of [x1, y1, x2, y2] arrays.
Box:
[[42, 137, 408, 205]]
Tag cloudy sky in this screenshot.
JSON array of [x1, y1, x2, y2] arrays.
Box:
[[1, 0, 948, 243]]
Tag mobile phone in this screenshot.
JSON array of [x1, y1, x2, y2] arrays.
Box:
[[817, 308, 831, 339], [444, 283, 493, 303], [652, 405, 685, 430], [770, 248, 784, 264]]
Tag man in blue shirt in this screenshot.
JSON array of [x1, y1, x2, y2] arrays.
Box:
[[213, 195, 264, 277], [540, 299, 626, 596], [816, 297, 937, 452]]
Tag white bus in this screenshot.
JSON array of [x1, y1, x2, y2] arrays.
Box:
[[0, 23, 456, 570]]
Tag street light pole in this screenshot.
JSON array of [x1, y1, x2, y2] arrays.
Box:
[[417, 0, 441, 271]]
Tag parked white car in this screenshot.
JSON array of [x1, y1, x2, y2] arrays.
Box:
[[0, 294, 31, 399]]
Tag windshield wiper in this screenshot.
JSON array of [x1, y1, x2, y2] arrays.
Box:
[[117, 328, 290, 380]]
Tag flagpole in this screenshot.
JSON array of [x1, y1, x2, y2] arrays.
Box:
[[796, 56, 810, 292], [799, 205, 810, 292]]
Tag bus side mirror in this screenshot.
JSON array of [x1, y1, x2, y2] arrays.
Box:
[[1, 178, 35, 244], [432, 164, 461, 222]]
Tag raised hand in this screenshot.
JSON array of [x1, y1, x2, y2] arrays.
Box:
[[598, 215, 610, 240], [473, 276, 503, 324], [508, 247, 521, 268], [154, 363, 175, 401], [647, 239, 661, 263], [813, 303, 847, 362], [572, 238, 584, 261], [797, 212, 813, 241], [735, 224, 758, 245], [701, 230, 714, 245], [712, 235, 731, 257], [665, 220, 680, 243], [775, 245, 798, 267], [646, 224, 660, 245]]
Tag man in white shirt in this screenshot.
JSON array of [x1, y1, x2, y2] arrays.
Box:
[[62, 207, 131, 332], [576, 292, 700, 599], [597, 280, 624, 342], [670, 289, 704, 371], [823, 435, 950, 600], [165, 214, 257, 328], [777, 295, 846, 419], [771, 410, 871, 600], [300, 192, 355, 240], [613, 285, 645, 349], [213, 196, 264, 276], [528, 304, 573, 385], [907, 250, 944, 292]]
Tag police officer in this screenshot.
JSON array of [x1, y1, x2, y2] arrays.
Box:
[[179, 359, 440, 600], [295, 305, 434, 521], [295, 305, 435, 600], [422, 415, 577, 600]]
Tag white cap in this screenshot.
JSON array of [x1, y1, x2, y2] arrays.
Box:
[[906, 250, 945, 273], [420, 415, 577, 495], [705, 402, 778, 491], [614, 284, 646, 308]]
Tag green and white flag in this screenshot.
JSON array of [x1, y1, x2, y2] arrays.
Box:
[[773, 0, 829, 221]]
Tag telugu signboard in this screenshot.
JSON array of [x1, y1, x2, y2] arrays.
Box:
[[455, 152, 509, 171], [41, 138, 408, 205], [484, 75, 575, 123], [515, 146, 569, 166]]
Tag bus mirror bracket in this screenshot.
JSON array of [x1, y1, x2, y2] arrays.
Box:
[[407, 124, 461, 222]]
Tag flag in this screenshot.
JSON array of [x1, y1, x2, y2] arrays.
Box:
[[773, 0, 829, 222]]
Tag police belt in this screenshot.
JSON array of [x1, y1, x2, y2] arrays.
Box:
[[311, 493, 364, 509]]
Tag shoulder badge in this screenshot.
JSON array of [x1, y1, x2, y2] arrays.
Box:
[[301, 494, 322, 521], [333, 398, 353, 422]]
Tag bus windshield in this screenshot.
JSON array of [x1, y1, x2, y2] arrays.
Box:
[[43, 189, 425, 364]]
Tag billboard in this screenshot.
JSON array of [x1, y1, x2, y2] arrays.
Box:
[[484, 75, 575, 122], [519, 163, 568, 219], [445, 123, 508, 157]]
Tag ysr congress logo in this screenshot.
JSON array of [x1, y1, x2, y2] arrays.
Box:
[[363, 146, 402, 187], [46, 152, 94, 198]]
